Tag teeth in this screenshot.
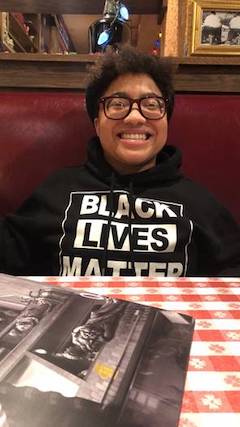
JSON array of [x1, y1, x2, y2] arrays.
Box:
[[120, 133, 148, 140]]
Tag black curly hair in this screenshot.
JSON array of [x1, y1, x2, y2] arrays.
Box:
[[85, 46, 175, 123]]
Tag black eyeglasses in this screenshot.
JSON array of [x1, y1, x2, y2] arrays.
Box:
[[99, 95, 168, 120]]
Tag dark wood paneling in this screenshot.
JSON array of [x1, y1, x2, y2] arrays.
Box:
[[175, 68, 240, 92], [0, 54, 240, 93], [0, 0, 163, 14], [0, 54, 92, 89]]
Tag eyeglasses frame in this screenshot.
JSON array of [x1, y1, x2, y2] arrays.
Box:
[[98, 95, 168, 120]]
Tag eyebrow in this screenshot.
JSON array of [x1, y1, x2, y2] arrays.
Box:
[[107, 91, 162, 98]]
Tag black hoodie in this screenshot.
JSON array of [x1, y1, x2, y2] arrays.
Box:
[[0, 137, 240, 277]]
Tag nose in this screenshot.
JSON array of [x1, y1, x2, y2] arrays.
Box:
[[124, 102, 146, 123]]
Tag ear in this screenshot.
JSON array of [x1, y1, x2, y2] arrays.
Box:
[[94, 118, 100, 137]]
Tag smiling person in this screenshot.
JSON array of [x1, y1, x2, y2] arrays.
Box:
[[0, 47, 240, 277]]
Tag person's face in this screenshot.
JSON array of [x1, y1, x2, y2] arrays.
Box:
[[94, 73, 168, 175]]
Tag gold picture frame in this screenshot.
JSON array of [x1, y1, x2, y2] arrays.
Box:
[[191, 1, 240, 55]]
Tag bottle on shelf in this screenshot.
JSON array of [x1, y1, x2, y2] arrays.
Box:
[[88, 0, 130, 53], [151, 33, 162, 56]]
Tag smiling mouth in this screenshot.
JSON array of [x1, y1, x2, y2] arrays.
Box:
[[118, 132, 151, 140]]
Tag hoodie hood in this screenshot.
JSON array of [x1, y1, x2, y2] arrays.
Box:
[[86, 136, 182, 188]]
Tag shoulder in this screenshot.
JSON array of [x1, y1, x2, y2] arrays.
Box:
[[38, 165, 87, 188], [23, 165, 88, 206]]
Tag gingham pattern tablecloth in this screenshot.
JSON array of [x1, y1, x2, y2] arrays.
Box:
[[30, 276, 240, 427]]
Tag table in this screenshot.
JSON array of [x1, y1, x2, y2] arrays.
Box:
[[31, 276, 240, 427]]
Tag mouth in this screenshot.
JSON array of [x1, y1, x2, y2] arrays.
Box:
[[118, 132, 152, 141]]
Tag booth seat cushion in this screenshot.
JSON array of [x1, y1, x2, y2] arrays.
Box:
[[0, 91, 239, 223]]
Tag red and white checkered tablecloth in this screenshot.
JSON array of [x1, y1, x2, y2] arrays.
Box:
[[30, 276, 240, 427]]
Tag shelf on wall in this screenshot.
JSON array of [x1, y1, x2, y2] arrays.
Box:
[[0, 53, 240, 92]]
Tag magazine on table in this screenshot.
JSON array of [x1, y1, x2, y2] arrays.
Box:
[[0, 274, 195, 427]]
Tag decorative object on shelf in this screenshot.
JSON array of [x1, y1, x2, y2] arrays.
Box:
[[0, 12, 76, 54], [0, 11, 38, 52], [191, 0, 240, 55], [0, 12, 14, 52], [88, 0, 130, 53], [54, 15, 76, 53], [41, 14, 76, 54], [151, 32, 162, 56]]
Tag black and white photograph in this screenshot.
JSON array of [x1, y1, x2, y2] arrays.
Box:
[[191, 1, 240, 55], [201, 10, 240, 46], [0, 274, 194, 427]]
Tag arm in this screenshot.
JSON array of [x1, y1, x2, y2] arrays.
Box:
[[0, 193, 47, 276]]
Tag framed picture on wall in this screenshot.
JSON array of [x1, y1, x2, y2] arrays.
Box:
[[191, 0, 240, 55]]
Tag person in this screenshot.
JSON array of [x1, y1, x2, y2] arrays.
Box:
[[228, 12, 240, 44], [0, 47, 239, 277], [202, 11, 222, 44]]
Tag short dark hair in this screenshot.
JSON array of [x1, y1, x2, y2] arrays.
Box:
[[85, 47, 175, 122]]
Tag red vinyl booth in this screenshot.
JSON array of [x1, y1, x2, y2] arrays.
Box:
[[0, 91, 239, 223]]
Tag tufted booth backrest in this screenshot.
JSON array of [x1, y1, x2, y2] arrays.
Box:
[[169, 93, 240, 224], [0, 92, 94, 215], [0, 91, 239, 223]]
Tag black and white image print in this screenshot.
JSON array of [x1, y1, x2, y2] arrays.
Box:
[[201, 10, 240, 45], [0, 274, 194, 427]]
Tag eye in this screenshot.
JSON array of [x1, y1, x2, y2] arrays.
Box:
[[141, 97, 160, 110], [107, 98, 129, 110]]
